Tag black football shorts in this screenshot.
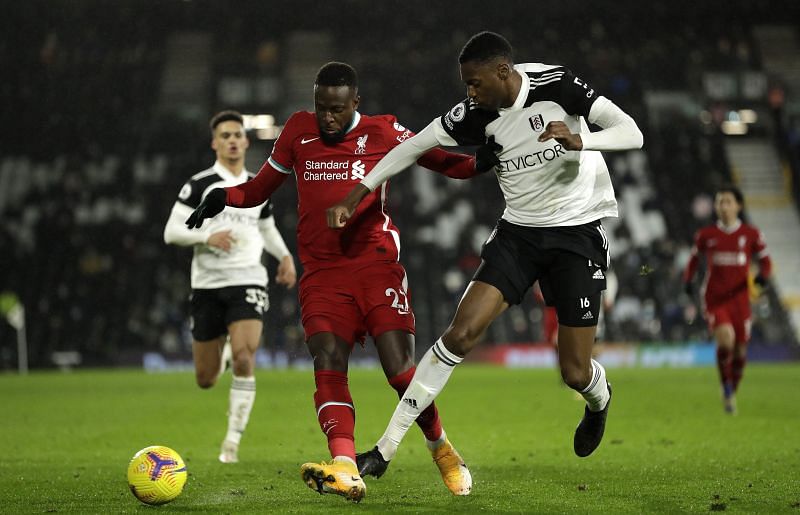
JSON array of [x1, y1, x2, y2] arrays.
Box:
[[189, 285, 268, 341], [473, 219, 608, 327]]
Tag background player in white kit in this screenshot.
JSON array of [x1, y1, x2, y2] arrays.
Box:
[[328, 31, 643, 479], [164, 110, 297, 463]]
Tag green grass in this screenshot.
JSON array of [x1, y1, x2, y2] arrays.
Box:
[[1, 364, 798, 513]]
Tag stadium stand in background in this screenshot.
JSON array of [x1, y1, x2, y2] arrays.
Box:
[[1, 0, 799, 368]]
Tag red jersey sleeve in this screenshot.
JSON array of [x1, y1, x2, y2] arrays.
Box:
[[225, 113, 299, 207], [225, 163, 288, 207], [683, 228, 706, 283], [417, 148, 478, 179]]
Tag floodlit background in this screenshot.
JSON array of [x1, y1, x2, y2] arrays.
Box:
[[1, 0, 799, 370]]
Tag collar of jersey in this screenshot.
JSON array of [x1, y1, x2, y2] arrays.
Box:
[[213, 160, 248, 182], [344, 111, 362, 135], [499, 66, 529, 113], [716, 219, 742, 233]]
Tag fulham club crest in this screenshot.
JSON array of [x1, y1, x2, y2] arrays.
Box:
[[529, 114, 545, 132]]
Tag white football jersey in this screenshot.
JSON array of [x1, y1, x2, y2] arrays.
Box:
[[171, 162, 273, 289], [433, 62, 618, 227]]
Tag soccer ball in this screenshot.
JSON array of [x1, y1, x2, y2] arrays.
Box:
[[127, 445, 187, 505]]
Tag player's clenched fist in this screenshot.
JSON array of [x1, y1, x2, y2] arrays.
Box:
[[327, 204, 353, 229], [538, 121, 583, 150], [326, 183, 371, 229]]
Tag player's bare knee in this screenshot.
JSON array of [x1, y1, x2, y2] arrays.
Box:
[[384, 358, 414, 379], [442, 325, 479, 356], [309, 345, 349, 371], [231, 354, 253, 377], [196, 370, 217, 389], [715, 326, 735, 349], [560, 365, 592, 391]]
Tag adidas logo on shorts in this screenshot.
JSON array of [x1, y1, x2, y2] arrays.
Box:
[[582, 311, 594, 320], [592, 269, 605, 280]]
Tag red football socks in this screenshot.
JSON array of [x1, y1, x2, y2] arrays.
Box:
[[314, 370, 356, 460]]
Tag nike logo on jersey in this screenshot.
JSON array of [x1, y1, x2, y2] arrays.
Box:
[[301, 137, 320, 144]]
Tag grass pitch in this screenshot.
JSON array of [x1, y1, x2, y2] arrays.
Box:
[[0, 363, 798, 513]]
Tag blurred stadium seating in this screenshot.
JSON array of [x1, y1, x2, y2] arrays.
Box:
[[1, 0, 799, 368]]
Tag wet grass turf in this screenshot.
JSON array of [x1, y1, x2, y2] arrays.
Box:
[[1, 363, 798, 513]]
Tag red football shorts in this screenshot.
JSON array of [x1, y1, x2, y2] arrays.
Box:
[[299, 262, 415, 346], [705, 295, 751, 344]]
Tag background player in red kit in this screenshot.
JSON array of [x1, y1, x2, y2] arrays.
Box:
[[683, 185, 772, 414], [186, 62, 489, 501]]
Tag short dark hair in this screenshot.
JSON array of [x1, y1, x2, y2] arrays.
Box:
[[315, 61, 358, 88], [210, 110, 244, 134], [716, 184, 744, 205], [459, 31, 513, 65]]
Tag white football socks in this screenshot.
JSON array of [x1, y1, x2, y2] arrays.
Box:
[[377, 339, 462, 461], [225, 375, 256, 445], [580, 359, 610, 412]]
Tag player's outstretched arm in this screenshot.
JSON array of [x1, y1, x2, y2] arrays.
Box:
[[416, 135, 503, 178], [227, 162, 289, 207], [361, 122, 441, 190], [416, 148, 478, 179], [185, 163, 289, 229], [327, 122, 443, 229]]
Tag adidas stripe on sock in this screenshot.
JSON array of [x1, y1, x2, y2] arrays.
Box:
[[377, 339, 462, 460], [579, 359, 610, 412]]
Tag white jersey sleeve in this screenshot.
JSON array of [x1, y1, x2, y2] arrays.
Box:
[[360, 122, 441, 191], [582, 96, 643, 151], [164, 202, 209, 246]]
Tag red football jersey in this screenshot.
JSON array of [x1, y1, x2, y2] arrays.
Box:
[[683, 220, 771, 308], [267, 111, 417, 272]]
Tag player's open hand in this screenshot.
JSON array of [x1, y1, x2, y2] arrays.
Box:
[[538, 121, 583, 150], [276, 255, 297, 289], [206, 230, 235, 252], [327, 204, 353, 229], [185, 188, 227, 229]]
